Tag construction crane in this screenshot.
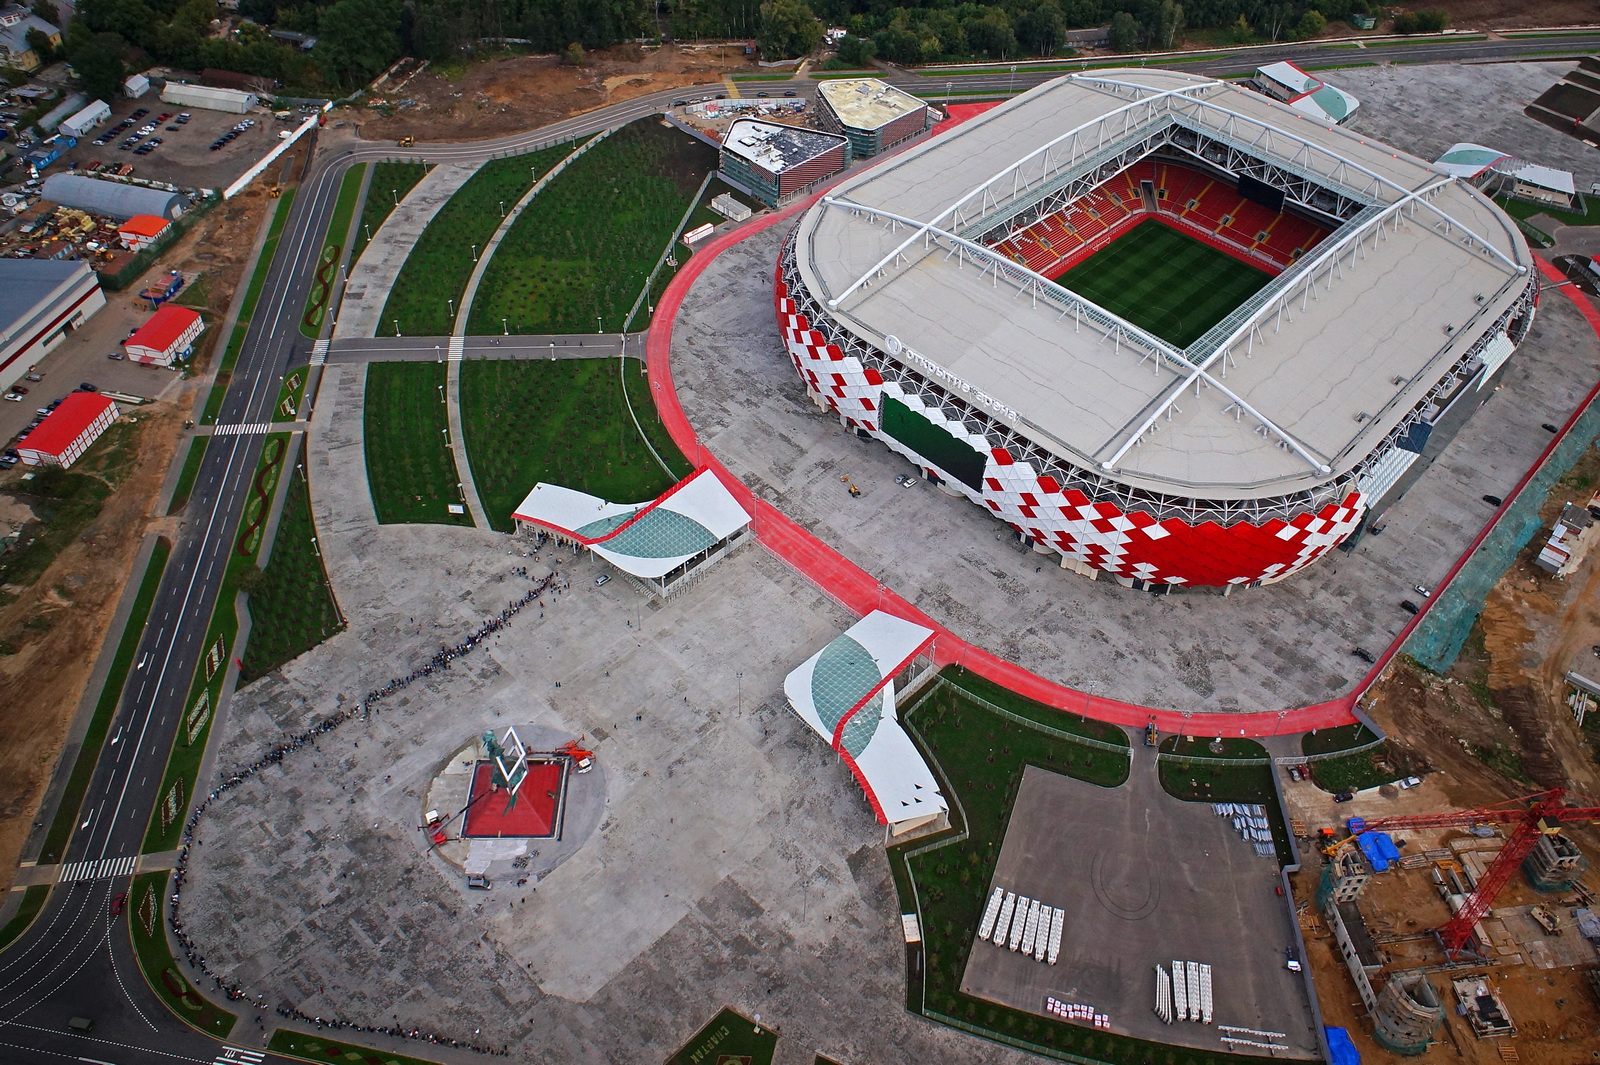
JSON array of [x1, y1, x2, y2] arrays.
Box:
[[1350, 788, 1600, 958]]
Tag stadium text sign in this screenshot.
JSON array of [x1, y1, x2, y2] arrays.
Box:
[[900, 345, 1019, 421]]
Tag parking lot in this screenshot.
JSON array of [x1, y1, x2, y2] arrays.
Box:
[[64, 97, 294, 190]]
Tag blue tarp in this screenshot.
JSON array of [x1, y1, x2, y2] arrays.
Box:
[[1325, 1026, 1361, 1065], [1358, 831, 1400, 872]]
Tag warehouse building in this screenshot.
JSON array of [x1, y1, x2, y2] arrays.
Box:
[[160, 81, 258, 113], [17, 391, 119, 469], [41, 174, 187, 220], [0, 260, 105, 394], [719, 119, 849, 207], [815, 79, 928, 159], [118, 214, 172, 251], [59, 99, 112, 138], [124, 304, 204, 367]]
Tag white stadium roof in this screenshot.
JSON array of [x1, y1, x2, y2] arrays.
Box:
[[512, 469, 751, 580], [792, 69, 1532, 502], [1255, 61, 1360, 125], [783, 611, 946, 828]]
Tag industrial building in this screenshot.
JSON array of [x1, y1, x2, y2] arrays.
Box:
[[0, 260, 105, 394], [159, 82, 258, 114], [718, 119, 848, 207], [118, 214, 172, 252], [814, 79, 928, 159], [779, 70, 1535, 588], [41, 174, 187, 221], [17, 391, 118, 469], [124, 304, 204, 367], [58, 100, 112, 139]]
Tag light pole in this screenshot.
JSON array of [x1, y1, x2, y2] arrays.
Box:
[[945, 81, 952, 107], [391, 187, 398, 205], [470, 243, 478, 262], [363, 222, 371, 243], [596, 314, 603, 335], [435, 344, 442, 363], [1009, 64, 1017, 96], [393, 319, 401, 337], [550, 342, 555, 361], [447, 297, 455, 319], [499, 200, 506, 218], [437, 383, 444, 403], [501, 317, 508, 336]]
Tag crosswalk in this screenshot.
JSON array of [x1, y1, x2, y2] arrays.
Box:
[[211, 422, 274, 436], [311, 339, 329, 366], [58, 855, 135, 882], [214, 1047, 265, 1065], [448, 336, 465, 362]]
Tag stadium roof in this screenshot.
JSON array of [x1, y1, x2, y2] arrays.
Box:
[[1255, 61, 1359, 124], [41, 174, 185, 220], [1434, 143, 1511, 180], [722, 119, 845, 173], [782, 611, 945, 827], [511, 468, 751, 579], [818, 79, 925, 132], [793, 69, 1532, 502], [21, 392, 115, 456]]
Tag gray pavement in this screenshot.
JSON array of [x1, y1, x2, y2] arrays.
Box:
[[334, 162, 480, 340], [663, 62, 1600, 714], [326, 333, 637, 361]]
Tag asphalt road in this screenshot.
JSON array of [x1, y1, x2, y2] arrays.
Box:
[[1, 30, 1596, 1065]]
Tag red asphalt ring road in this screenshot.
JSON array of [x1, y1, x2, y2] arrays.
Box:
[[644, 161, 1600, 738]]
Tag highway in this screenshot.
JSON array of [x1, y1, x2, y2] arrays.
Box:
[[0, 29, 1596, 1065]]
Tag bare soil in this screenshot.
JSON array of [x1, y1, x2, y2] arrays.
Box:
[[0, 185, 275, 894], [356, 44, 755, 143], [1394, 1, 1600, 31]]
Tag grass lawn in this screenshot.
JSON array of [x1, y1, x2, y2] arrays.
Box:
[[129, 871, 235, 1036], [201, 188, 298, 425], [886, 671, 1210, 1064], [299, 165, 365, 339], [666, 1008, 777, 1065], [1497, 194, 1600, 228], [362, 362, 473, 526], [467, 120, 718, 336], [240, 463, 343, 682], [36, 537, 170, 865], [1157, 736, 1293, 865], [459, 359, 690, 532], [167, 437, 208, 515], [1301, 722, 1395, 792], [382, 143, 574, 337], [1054, 221, 1272, 348], [0, 885, 48, 953], [269, 1031, 442, 1065], [351, 161, 428, 266]]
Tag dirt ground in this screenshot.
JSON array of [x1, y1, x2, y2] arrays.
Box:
[[0, 180, 278, 893], [1396, 1, 1600, 31], [355, 44, 756, 143]]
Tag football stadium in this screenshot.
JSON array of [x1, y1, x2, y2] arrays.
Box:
[[777, 70, 1539, 589]]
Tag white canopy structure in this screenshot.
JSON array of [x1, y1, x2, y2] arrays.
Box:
[[783, 611, 946, 834], [512, 468, 751, 594]]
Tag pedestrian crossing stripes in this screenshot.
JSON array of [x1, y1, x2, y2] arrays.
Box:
[[58, 855, 135, 882], [311, 339, 330, 366], [448, 336, 465, 362], [212, 422, 273, 436], [214, 1047, 265, 1064]]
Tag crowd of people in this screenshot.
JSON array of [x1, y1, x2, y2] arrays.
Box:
[[167, 561, 570, 1058]]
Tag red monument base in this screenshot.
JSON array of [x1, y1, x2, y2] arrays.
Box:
[[461, 759, 565, 838]]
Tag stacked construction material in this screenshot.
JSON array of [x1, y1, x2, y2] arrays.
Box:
[[1214, 802, 1277, 857], [973, 885, 1064, 965], [1046, 997, 1110, 1029], [1158, 960, 1214, 1024], [1154, 965, 1173, 1024]]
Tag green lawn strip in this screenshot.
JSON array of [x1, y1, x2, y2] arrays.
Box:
[[299, 165, 365, 339], [1055, 222, 1270, 348], [171, 274, 212, 311], [142, 434, 291, 853], [1301, 722, 1380, 757], [665, 1007, 777, 1065], [128, 871, 236, 1037], [269, 1030, 441, 1065], [382, 144, 574, 337], [1158, 736, 1293, 865], [1505, 29, 1600, 38], [466, 120, 718, 336], [351, 161, 428, 266], [623, 364, 694, 481], [942, 666, 1130, 747], [199, 189, 298, 425], [1497, 194, 1600, 228], [167, 437, 209, 515], [36, 537, 171, 866], [240, 464, 343, 682], [460, 359, 685, 533], [273, 367, 309, 422], [894, 677, 1266, 1065], [0, 885, 48, 953], [362, 362, 473, 526], [730, 71, 802, 81]]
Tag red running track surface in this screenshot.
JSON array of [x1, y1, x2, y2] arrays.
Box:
[[643, 169, 1600, 738]]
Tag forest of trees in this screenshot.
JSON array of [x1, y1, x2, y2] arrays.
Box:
[[50, 0, 1442, 97]]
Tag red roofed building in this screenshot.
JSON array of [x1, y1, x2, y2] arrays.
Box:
[[124, 304, 203, 367], [118, 214, 171, 251], [17, 392, 118, 469]]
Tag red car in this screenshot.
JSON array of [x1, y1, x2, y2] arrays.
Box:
[[109, 892, 126, 916]]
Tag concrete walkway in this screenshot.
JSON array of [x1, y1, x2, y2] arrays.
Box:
[[334, 162, 480, 340], [442, 345, 486, 529], [326, 333, 641, 362]]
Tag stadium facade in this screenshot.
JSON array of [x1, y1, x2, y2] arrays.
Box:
[[777, 70, 1537, 590]]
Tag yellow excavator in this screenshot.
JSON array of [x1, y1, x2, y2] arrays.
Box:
[[398, 135, 415, 148]]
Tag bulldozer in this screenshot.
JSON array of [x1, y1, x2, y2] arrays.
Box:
[[398, 135, 415, 148], [268, 184, 281, 199]]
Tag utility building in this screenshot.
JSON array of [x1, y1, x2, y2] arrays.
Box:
[[124, 304, 204, 367], [160, 82, 258, 114], [815, 79, 928, 159], [719, 119, 849, 207], [17, 391, 118, 468], [42, 174, 186, 220]]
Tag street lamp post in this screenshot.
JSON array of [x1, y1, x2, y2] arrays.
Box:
[[1009, 64, 1017, 95], [499, 200, 506, 218], [391, 188, 398, 205], [393, 319, 401, 337], [363, 222, 371, 243], [550, 342, 555, 361], [596, 314, 603, 335], [470, 243, 478, 262], [945, 81, 952, 107], [501, 317, 508, 336]]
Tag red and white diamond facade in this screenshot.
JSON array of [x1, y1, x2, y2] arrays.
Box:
[[779, 70, 1537, 588]]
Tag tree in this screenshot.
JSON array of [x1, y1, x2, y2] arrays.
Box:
[[315, 0, 402, 87], [964, 8, 1015, 58], [1152, 0, 1183, 49], [66, 30, 124, 101], [1107, 10, 1138, 51], [25, 27, 55, 64], [835, 32, 875, 66], [756, 0, 821, 60], [1294, 9, 1325, 39], [563, 41, 585, 64], [1017, 0, 1066, 56], [236, 564, 267, 595], [31, 0, 58, 25]]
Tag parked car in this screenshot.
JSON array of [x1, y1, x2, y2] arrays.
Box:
[[176, 113, 191, 124], [1399, 776, 1422, 790], [10, 385, 26, 395], [1400, 599, 1420, 615], [594, 574, 610, 587], [1333, 790, 1354, 803], [0, 455, 17, 468], [107, 350, 123, 360], [1352, 646, 1376, 664], [2, 392, 21, 402], [77, 382, 98, 392], [1482, 494, 1503, 506]]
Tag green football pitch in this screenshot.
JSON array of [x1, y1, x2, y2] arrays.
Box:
[[1053, 221, 1273, 348]]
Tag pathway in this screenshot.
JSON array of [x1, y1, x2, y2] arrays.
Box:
[[323, 334, 640, 363]]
